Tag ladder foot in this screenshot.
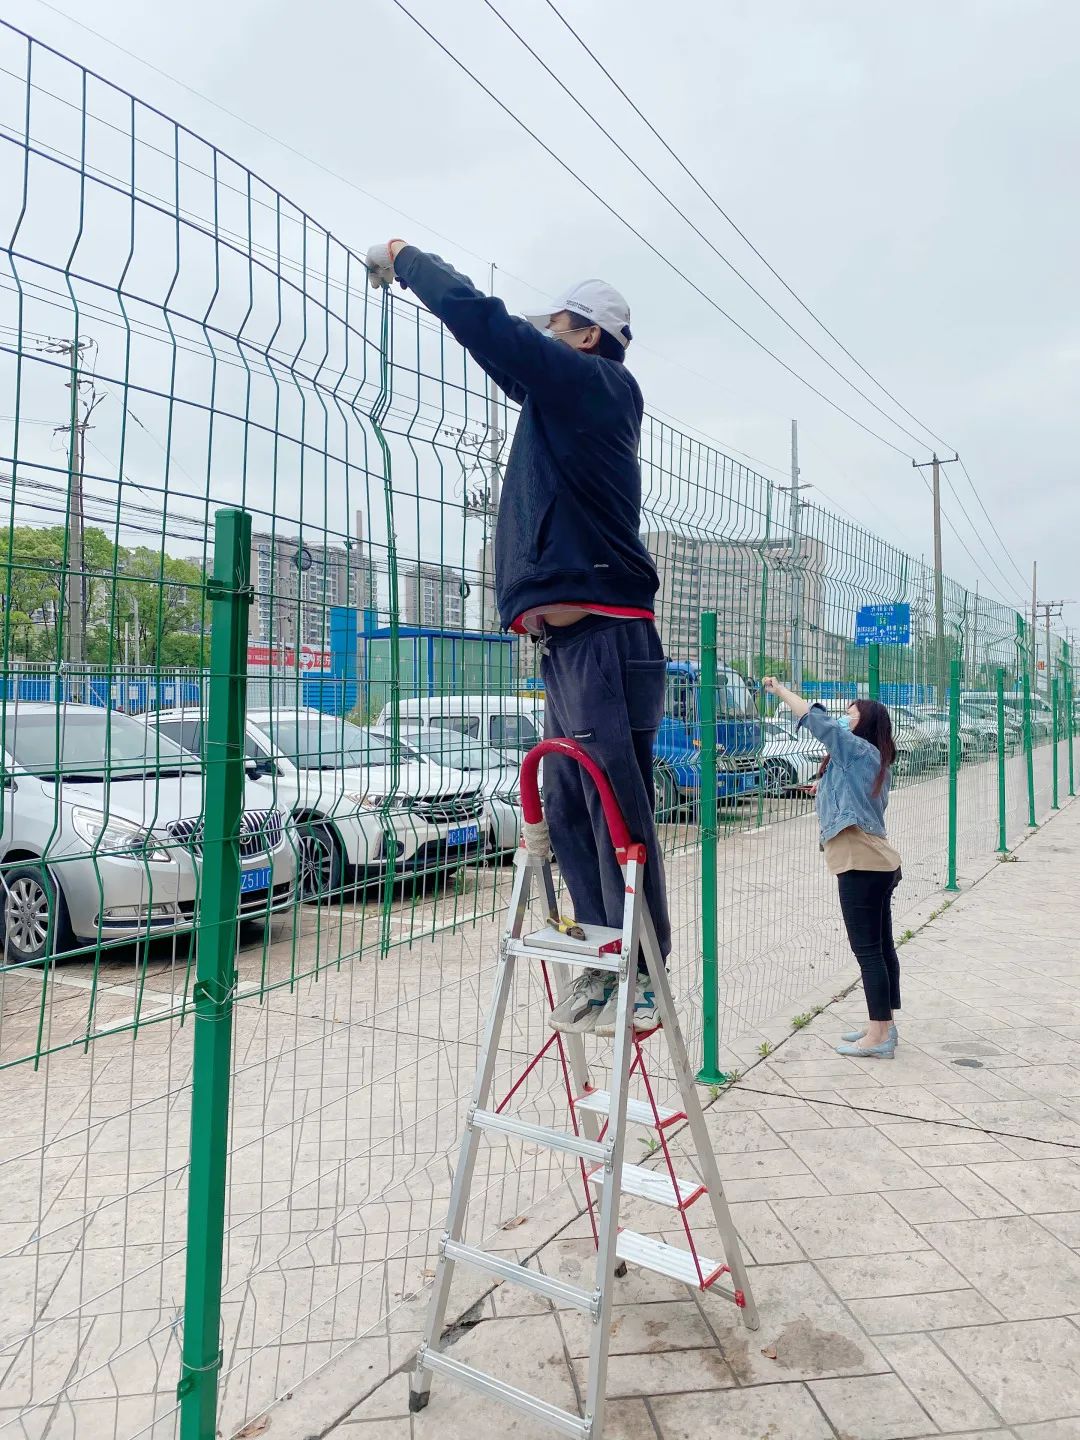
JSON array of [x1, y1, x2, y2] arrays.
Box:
[[614, 1261, 628, 1279], [409, 1387, 431, 1413]]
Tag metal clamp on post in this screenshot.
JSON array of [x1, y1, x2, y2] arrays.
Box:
[[205, 576, 254, 605], [191, 974, 238, 1020]]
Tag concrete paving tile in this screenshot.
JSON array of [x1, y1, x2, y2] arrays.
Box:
[[885, 1186, 975, 1222], [933, 1166, 1024, 1218], [815, 1249, 967, 1299], [1015, 1423, 1080, 1438], [809, 1373, 936, 1438], [724, 1172, 831, 1202], [771, 1194, 929, 1259], [849, 1288, 1004, 1335], [601, 1399, 661, 1439], [964, 1159, 1080, 1214], [936, 1318, 1080, 1424], [901, 1140, 1020, 1168], [724, 1201, 806, 1263], [559, 1300, 714, 1359], [917, 1215, 1080, 1320], [570, 1346, 735, 1398], [1035, 1212, 1080, 1248], [877, 1333, 998, 1432], [697, 1261, 885, 1384], [784, 1127, 934, 1195], [761, 1103, 839, 1132], [650, 1381, 834, 1439], [337, 1420, 411, 1437]]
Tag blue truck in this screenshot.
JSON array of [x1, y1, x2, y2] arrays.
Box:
[[654, 660, 760, 818]]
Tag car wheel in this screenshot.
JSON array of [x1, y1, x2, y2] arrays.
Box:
[[653, 772, 681, 822], [2, 864, 72, 963], [761, 759, 796, 796], [298, 822, 343, 903]]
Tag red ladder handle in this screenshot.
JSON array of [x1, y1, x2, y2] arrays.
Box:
[[519, 738, 633, 854]]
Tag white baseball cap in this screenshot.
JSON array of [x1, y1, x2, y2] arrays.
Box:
[[525, 279, 632, 349]]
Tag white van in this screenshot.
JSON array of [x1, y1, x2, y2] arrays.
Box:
[[375, 694, 545, 753]]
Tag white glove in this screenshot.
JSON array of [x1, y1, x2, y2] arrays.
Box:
[[365, 240, 404, 291]]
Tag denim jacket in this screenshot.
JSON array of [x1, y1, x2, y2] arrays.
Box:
[[798, 704, 891, 844]]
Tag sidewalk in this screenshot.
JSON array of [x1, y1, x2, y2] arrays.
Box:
[[326, 797, 1080, 1440]]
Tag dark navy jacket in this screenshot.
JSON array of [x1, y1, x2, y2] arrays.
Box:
[[394, 247, 659, 631]]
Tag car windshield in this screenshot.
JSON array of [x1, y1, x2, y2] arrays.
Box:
[[259, 715, 393, 770], [400, 734, 502, 769], [5, 710, 198, 780]]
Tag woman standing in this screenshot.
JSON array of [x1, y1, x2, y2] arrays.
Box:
[[763, 678, 902, 1058]]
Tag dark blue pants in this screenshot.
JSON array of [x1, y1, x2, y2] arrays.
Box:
[[539, 617, 671, 968]]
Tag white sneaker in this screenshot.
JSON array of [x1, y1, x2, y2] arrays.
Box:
[[548, 969, 612, 1033], [594, 972, 662, 1037]]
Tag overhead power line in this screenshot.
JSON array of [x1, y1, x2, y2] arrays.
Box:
[[480, 0, 938, 457], [386, 0, 920, 461], [541, 0, 955, 455]]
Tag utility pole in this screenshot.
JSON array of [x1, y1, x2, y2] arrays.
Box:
[[912, 451, 959, 701], [43, 336, 100, 685], [1036, 597, 1073, 697], [777, 419, 811, 693]]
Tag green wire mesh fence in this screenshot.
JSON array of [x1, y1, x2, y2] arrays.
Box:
[[0, 20, 1075, 1440]]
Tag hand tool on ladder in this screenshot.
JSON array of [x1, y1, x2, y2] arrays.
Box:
[[409, 738, 758, 1438]]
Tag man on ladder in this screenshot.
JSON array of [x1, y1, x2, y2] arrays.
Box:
[[366, 239, 671, 1035]]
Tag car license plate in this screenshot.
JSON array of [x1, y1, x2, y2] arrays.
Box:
[[447, 824, 480, 847], [240, 866, 272, 893]]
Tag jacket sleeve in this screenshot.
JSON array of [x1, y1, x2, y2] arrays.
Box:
[[393, 246, 596, 408], [798, 704, 867, 770]]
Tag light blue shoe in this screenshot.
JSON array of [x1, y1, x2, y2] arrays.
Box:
[[841, 1023, 899, 1045], [835, 1036, 896, 1059]]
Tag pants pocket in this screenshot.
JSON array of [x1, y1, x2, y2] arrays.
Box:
[[625, 659, 666, 732]]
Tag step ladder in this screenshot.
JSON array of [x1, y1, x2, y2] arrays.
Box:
[[409, 738, 757, 1439]]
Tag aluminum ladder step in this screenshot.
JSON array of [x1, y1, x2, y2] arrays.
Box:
[[417, 1349, 590, 1438], [573, 1089, 685, 1130], [615, 1229, 732, 1292], [441, 1239, 597, 1315], [588, 1162, 705, 1210], [510, 921, 624, 971], [508, 940, 621, 973], [471, 1108, 607, 1164]]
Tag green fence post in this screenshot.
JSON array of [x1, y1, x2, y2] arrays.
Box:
[[697, 611, 725, 1085], [946, 656, 960, 890], [1023, 655, 1037, 828], [1066, 644, 1075, 798], [178, 508, 252, 1440], [996, 667, 1008, 854], [867, 642, 880, 701], [1052, 673, 1060, 810]]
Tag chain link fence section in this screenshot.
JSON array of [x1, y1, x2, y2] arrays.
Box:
[[0, 18, 1075, 1440]]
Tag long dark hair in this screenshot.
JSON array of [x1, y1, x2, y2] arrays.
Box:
[[816, 700, 897, 798]]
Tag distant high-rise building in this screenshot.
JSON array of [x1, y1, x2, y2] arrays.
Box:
[[249, 511, 375, 650]]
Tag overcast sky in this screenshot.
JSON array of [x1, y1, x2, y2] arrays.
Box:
[[7, 0, 1080, 631]]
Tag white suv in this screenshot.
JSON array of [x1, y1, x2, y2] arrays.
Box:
[[154, 707, 488, 899]]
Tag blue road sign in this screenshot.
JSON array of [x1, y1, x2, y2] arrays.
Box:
[[855, 603, 911, 647]]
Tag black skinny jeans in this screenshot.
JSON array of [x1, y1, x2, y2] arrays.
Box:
[[836, 868, 902, 1022]]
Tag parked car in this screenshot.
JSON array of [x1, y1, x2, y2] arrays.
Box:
[[757, 717, 826, 794], [911, 705, 996, 757], [818, 701, 936, 778], [155, 707, 488, 898], [380, 695, 545, 752], [373, 728, 522, 858], [0, 704, 295, 964]]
